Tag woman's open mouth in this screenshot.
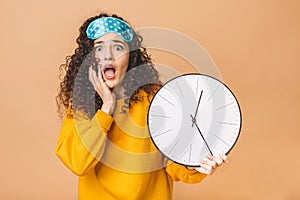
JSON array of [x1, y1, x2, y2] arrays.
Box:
[[103, 64, 116, 80]]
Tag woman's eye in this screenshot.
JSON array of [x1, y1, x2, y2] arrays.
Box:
[[95, 46, 103, 51], [114, 45, 124, 51]]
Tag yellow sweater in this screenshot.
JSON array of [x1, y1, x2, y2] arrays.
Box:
[[55, 90, 206, 200]]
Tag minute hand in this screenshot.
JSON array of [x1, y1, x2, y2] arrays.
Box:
[[192, 90, 203, 127], [190, 115, 213, 156]]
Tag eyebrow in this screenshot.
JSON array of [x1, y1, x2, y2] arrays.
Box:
[[112, 39, 126, 44], [94, 39, 126, 45]]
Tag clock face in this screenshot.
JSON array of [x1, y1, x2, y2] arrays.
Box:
[[147, 73, 242, 167]]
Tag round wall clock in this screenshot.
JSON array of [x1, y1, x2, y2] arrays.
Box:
[[147, 73, 242, 167]]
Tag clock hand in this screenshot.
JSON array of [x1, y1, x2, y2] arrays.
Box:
[[192, 90, 203, 127], [190, 115, 213, 156]]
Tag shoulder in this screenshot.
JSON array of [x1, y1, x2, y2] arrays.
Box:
[[135, 83, 162, 102], [119, 84, 162, 114], [127, 84, 162, 110]]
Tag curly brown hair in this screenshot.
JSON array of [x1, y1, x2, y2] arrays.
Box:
[[56, 13, 161, 118]]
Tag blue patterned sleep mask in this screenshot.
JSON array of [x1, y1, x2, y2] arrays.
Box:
[[86, 17, 134, 42]]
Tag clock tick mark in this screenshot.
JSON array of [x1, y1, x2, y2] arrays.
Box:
[[207, 85, 220, 101], [213, 134, 230, 146], [151, 114, 171, 118], [158, 94, 175, 106], [153, 129, 172, 137], [217, 122, 238, 126], [169, 139, 180, 154], [176, 81, 184, 98], [216, 102, 235, 111]]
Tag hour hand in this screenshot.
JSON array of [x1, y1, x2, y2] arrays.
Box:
[[192, 90, 203, 127]]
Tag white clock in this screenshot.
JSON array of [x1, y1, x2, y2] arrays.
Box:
[[147, 73, 242, 167]]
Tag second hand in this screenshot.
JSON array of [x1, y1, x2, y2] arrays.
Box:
[[190, 115, 213, 156]]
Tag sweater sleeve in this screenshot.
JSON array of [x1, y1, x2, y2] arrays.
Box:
[[165, 160, 207, 184], [55, 107, 114, 176]]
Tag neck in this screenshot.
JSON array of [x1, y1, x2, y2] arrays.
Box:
[[112, 84, 126, 100]]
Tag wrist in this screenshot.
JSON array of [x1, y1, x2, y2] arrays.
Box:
[[101, 102, 113, 115]]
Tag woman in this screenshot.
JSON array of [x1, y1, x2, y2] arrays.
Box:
[[55, 12, 229, 200]]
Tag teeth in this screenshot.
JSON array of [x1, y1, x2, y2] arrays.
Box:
[[104, 65, 115, 72], [105, 65, 114, 69]]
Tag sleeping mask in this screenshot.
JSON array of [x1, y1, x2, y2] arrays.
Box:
[[86, 17, 134, 42]]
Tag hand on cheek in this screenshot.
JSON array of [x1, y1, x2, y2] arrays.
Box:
[[88, 66, 116, 114]]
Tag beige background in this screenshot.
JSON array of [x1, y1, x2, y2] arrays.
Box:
[[0, 0, 299, 199]]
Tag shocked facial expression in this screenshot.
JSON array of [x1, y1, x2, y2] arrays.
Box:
[[94, 32, 130, 89]]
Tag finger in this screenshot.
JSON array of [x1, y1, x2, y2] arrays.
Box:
[[96, 64, 105, 83], [213, 156, 223, 166], [207, 154, 214, 160], [203, 157, 217, 169], [200, 159, 217, 175], [209, 159, 217, 169], [208, 154, 223, 166], [97, 64, 103, 78], [93, 67, 104, 89], [195, 167, 210, 175], [91, 67, 101, 89], [93, 66, 110, 91], [200, 160, 213, 172], [196, 166, 214, 175], [221, 154, 230, 164]]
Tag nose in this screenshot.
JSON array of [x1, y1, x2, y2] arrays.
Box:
[[104, 47, 113, 61]]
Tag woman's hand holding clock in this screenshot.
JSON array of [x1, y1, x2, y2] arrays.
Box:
[[189, 154, 230, 175], [89, 66, 116, 115]]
